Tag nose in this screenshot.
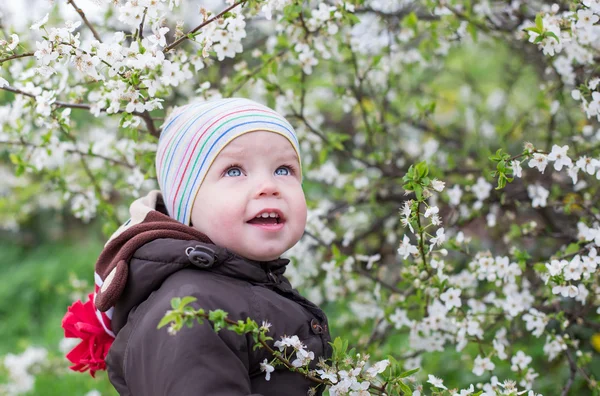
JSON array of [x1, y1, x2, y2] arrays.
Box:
[[255, 176, 280, 198]]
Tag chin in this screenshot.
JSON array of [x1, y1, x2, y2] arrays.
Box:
[[247, 248, 284, 262]]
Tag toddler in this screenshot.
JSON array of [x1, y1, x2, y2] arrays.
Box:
[[62, 98, 332, 396]]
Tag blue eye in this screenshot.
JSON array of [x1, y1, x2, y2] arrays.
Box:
[[275, 166, 291, 176], [225, 167, 242, 177]]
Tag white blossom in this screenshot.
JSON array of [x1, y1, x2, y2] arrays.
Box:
[[260, 359, 275, 381], [528, 153, 548, 173], [473, 355, 495, 376], [547, 144, 572, 171], [431, 179, 445, 192], [398, 235, 418, 259], [427, 374, 447, 390]]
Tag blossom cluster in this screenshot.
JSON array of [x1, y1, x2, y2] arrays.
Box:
[[1, 0, 600, 395]]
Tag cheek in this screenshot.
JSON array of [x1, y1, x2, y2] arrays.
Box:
[[290, 189, 308, 229], [192, 189, 243, 236]]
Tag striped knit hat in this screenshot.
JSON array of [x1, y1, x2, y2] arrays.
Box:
[[156, 98, 301, 225]]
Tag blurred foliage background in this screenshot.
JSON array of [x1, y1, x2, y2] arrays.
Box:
[[1, 39, 596, 394]]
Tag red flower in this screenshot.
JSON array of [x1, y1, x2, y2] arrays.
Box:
[[61, 293, 113, 377]]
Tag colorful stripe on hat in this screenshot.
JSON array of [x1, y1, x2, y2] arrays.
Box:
[[156, 98, 301, 225]]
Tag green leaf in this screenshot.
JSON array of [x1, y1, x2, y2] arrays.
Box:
[[170, 297, 181, 310], [545, 31, 560, 42], [415, 161, 428, 178], [157, 311, 177, 329], [180, 296, 197, 307], [331, 244, 341, 260], [564, 243, 581, 256], [467, 22, 478, 41], [399, 367, 420, 378], [524, 27, 541, 34], [397, 381, 412, 394], [414, 184, 423, 200], [535, 14, 543, 32], [404, 12, 418, 30]]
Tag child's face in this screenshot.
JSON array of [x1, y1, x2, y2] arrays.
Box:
[[190, 131, 307, 261]]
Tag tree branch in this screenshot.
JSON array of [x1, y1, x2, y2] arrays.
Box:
[[0, 140, 135, 169], [164, 0, 247, 53], [561, 348, 577, 396], [136, 7, 148, 41], [0, 52, 35, 65], [67, 0, 102, 42], [0, 85, 158, 137]]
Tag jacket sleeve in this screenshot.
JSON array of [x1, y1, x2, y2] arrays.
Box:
[[118, 283, 264, 396]]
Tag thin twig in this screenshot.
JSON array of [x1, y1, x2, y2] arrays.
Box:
[[0, 85, 157, 136], [67, 0, 102, 42], [561, 348, 577, 396], [137, 7, 148, 41], [0, 140, 136, 169], [58, 124, 121, 226], [0, 52, 35, 65], [164, 0, 246, 53]]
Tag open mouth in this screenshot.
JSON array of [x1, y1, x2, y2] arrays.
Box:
[[247, 210, 284, 226]]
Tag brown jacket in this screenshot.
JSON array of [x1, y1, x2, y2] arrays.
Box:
[[105, 237, 332, 395]]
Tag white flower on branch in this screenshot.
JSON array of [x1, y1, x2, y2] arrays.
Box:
[[527, 184, 549, 208], [316, 367, 338, 383], [73, 52, 102, 80], [5, 34, 20, 51], [291, 348, 315, 367], [447, 184, 462, 206], [527, 153, 548, 173], [472, 355, 495, 376], [453, 384, 475, 396], [429, 227, 446, 252], [543, 335, 567, 361], [576, 9, 600, 29], [522, 308, 547, 337], [389, 308, 412, 330], [576, 156, 599, 175], [586, 91, 600, 121], [397, 235, 418, 259], [30, 13, 49, 31], [35, 90, 56, 117], [70, 190, 99, 223], [34, 40, 59, 65], [274, 335, 304, 352], [440, 287, 462, 310], [551, 284, 578, 298], [510, 160, 522, 178], [471, 177, 491, 201], [527, 16, 563, 56], [118, 2, 145, 28], [547, 144, 572, 171], [546, 259, 567, 277], [427, 374, 447, 390], [583, 0, 600, 12], [0, 77, 8, 88], [563, 255, 583, 281], [511, 350, 532, 371], [424, 206, 439, 218], [148, 26, 170, 48], [260, 359, 274, 381], [97, 42, 125, 64]]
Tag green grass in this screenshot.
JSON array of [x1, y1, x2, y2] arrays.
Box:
[[0, 236, 117, 395]]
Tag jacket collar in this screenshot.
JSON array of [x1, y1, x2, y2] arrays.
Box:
[[134, 238, 290, 284]]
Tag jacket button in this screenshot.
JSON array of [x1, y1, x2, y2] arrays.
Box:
[[310, 319, 323, 335], [186, 245, 216, 268]]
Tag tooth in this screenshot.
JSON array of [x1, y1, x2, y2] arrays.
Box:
[[269, 213, 277, 218], [261, 213, 269, 218]]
